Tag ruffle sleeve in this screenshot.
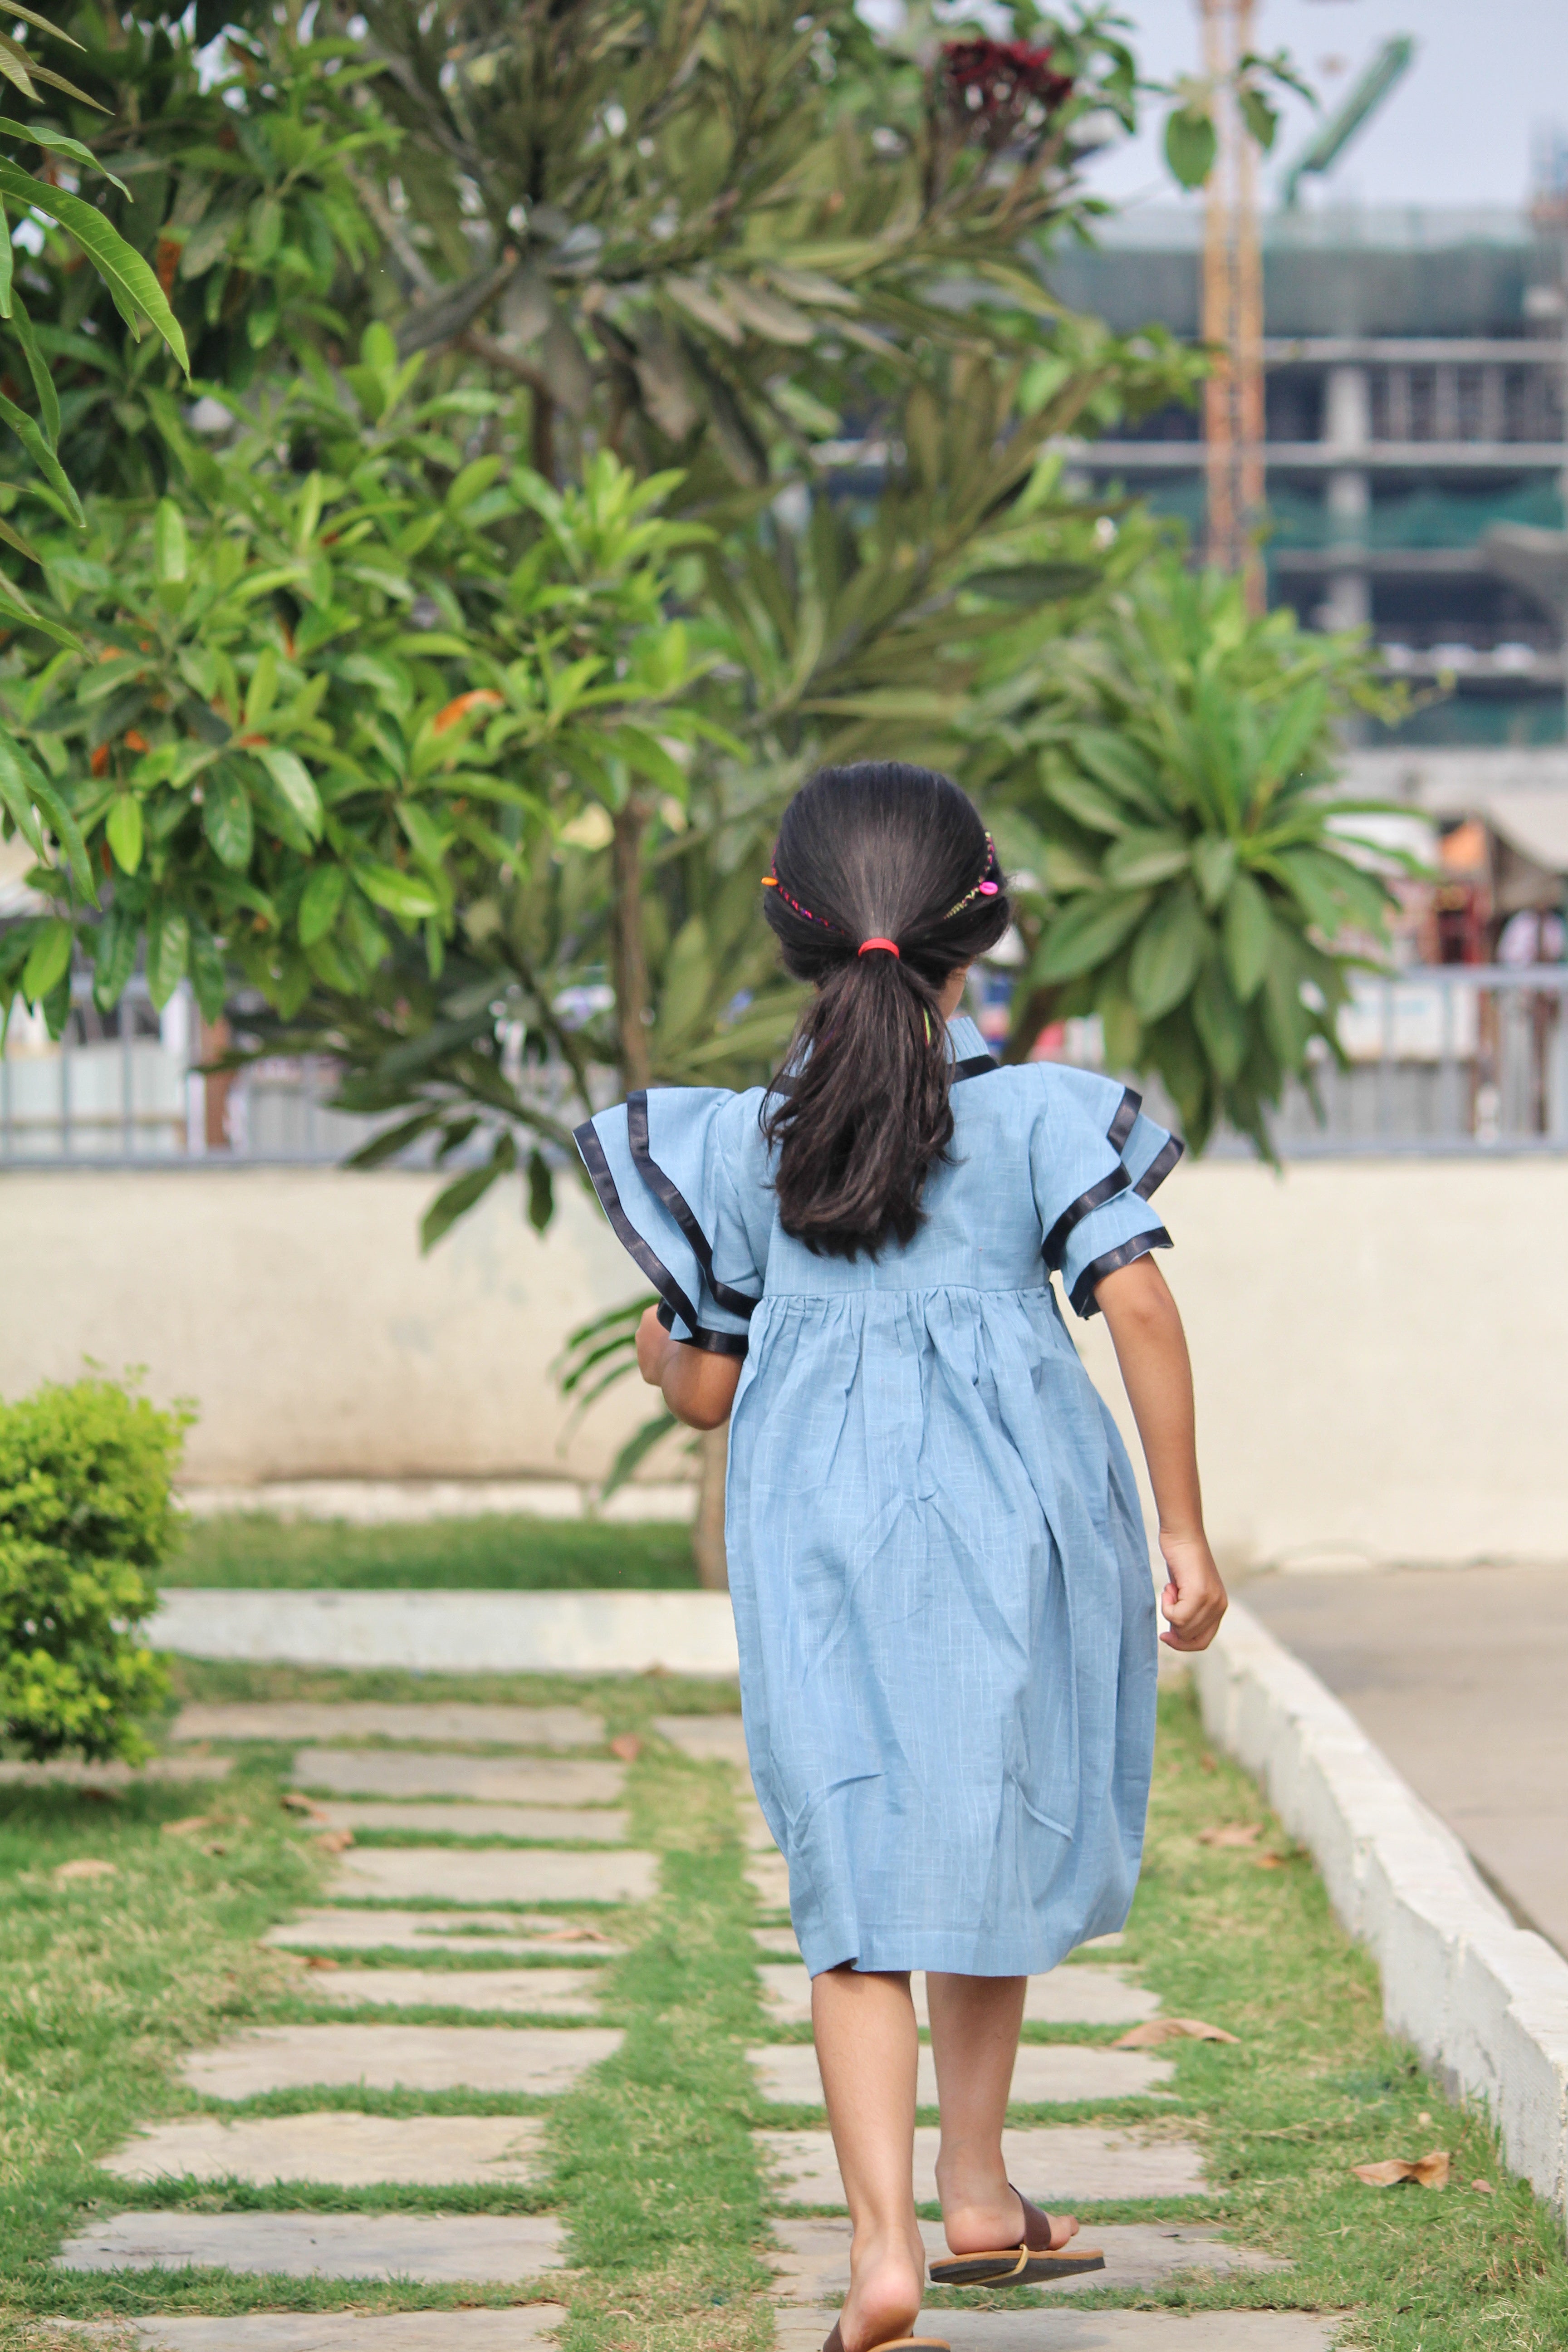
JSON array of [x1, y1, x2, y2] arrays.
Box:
[[1028, 1066, 1183, 1320], [573, 1088, 763, 1356]]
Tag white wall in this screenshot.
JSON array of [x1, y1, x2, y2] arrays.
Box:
[[1, 1157, 1564, 1564]]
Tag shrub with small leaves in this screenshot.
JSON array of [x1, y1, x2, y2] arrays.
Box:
[[0, 1375, 189, 1762]]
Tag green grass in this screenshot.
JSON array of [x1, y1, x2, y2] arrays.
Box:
[[166, 1512, 701, 1590], [2, 1657, 1566, 2352]]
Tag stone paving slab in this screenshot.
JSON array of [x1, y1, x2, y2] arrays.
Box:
[[755, 1926, 802, 1957], [50, 2313, 567, 2352], [0, 1757, 234, 1787], [291, 1967, 603, 2016], [265, 1911, 624, 1959], [54, 2211, 563, 2282], [181, 2024, 622, 2097], [100, 2113, 545, 2187], [292, 1752, 626, 1805], [311, 1801, 632, 1843], [739, 1799, 782, 1852], [331, 1848, 657, 1905], [758, 2127, 1206, 2207], [758, 1966, 1159, 2029], [770, 2219, 1283, 2303], [774, 2313, 1335, 2352], [746, 1852, 792, 1908], [652, 1714, 750, 1768], [750, 2045, 1173, 2108], [173, 1704, 603, 1749]]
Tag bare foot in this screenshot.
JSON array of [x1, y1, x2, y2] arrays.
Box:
[[838, 2220, 925, 2352], [941, 2187, 1079, 2257]]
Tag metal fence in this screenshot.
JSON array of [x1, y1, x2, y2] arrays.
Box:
[[2, 966, 1566, 1168]]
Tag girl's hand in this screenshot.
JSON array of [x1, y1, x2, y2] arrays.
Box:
[[1158, 1532, 1228, 1651], [636, 1304, 673, 1388]]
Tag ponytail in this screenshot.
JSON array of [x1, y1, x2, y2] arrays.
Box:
[[760, 764, 1010, 1259]]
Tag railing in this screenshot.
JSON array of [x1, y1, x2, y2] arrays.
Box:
[[2, 967, 1566, 1168]]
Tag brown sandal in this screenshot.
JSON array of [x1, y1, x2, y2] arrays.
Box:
[[926, 2185, 1106, 2288], [819, 2327, 949, 2352]]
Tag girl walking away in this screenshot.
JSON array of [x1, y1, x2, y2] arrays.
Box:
[[576, 763, 1227, 2352]]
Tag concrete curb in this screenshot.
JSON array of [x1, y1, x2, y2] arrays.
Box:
[[150, 1589, 740, 1678], [1192, 1601, 1568, 2226]]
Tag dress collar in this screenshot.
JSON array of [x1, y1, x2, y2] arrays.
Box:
[[945, 1014, 990, 1063]]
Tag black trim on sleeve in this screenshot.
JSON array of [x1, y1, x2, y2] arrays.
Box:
[[627, 1091, 760, 1322], [1134, 1134, 1185, 1200], [1069, 1225, 1172, 1319], [1106, 1084, 1142, 1153], [1042, 1165, 1131, 1271], [573, 1118, 749, 1356], [654, 1299, 750, 1356]]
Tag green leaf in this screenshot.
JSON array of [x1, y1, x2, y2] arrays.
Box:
[[255, 745, 322, 839], [0, 159, 190, 375], [600, 1408, 678, 1502], [1238, 83, 1279, 153], [1046, 771, 1129, 837], [298, 863, 345, 946], [0, 121, 129, 198], [1128, 885, 1209, 1022], [526, 1147, 553, 1235], [1164, 105, 1217, 189], [0, 387, 82, 524], [146, 906, 189, 1009], [1103, 829, 1191, 890], [245, 645, 278, 730], [1222, 870, 1274, 1002], [1191, 837, 1237, 911], [106, 794, 143, 876], [20, 915, 71, 1002], [154, 499, 188, 586], [7, 290, 57, 447], [0, 196, 10, 320], [0, 7, 87, 51], [92, 900, 138, 1009], [1032, 890, 1151, 984], [27, 771, 95, 902], [189, 924, 226, 1023], [0, 722, 45, 856], [202, 768, 254, 870], [964, 564, 1100, 605], [1190, 956, 1248, 1082], [420, 1149, 511, 1253], [356, 860, 441, 921]]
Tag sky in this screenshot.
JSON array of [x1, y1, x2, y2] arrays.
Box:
[[1073, 0, 1568, 216]]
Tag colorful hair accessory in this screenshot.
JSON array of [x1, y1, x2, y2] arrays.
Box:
[[941, 833, 1002, 923], [858, 937, 900, 958], [762, 863, 847, 937]]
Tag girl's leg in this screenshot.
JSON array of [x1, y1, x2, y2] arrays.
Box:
[[811, 1965, 926, 2351], [926, 1973, 1079, 2255]]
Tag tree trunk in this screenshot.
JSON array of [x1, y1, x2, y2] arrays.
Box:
[[611, 795, 652, 1090], [691, 1424, 729, 1591]]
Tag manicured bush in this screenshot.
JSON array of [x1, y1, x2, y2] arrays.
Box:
[[0, 1377, 190, 1762]]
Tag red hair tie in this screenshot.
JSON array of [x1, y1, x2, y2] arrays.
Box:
[[858, 938, 900, 958]]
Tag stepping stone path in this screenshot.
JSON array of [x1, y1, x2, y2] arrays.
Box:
[[309, 1799, 632, 1842], [283, 1965, 604, 2015], [758, 2125, 1208, 2206], [0, 1756, 234, 1787], [771, 2217, 1284, 2303], [101, 2114, 546, 2188], [757, 1962, 1161, 2028], [54, 2317, 567, 2352], [71, 1700, 638, 2324], [774, 2316, 1335, 2352], [750, 2042, 1175, 2107], [265, 1908, 624, 1958]]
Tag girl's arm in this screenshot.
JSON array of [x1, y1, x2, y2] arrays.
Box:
[[1095, 1257, 1228, 1651], [636, 1304, 743, 1431]]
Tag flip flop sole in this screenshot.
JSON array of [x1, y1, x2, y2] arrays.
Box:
[[927, 2247, 1106, 2287]]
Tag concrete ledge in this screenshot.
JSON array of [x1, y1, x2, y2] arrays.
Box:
[[151, 1589, 740, 1678], [1193, 1602, 1568, 2227]]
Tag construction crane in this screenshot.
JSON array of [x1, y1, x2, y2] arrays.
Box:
[[1280, 36, 1417, 212]]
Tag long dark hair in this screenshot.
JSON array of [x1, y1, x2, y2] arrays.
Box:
[[760, 762, 1011, 1258]]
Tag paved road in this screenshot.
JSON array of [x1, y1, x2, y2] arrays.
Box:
[[1240, 1565, 1568, 1960]]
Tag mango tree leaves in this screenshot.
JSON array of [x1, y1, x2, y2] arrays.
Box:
[[1128, 885, 1209, 1023]]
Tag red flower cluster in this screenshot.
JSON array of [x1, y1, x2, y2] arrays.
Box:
[[940, 38, 1073, 125]]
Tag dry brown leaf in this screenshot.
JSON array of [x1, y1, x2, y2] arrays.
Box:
[[1471, 2178, 1494, 2194], [304, 1954, 342, 1970], [608, 1734, 642, 1763], [538, 1923, 613, 1944], [1353, 2148, 1450, 2190], [314, 1828, 355, 1853], [1254, 1852, 1289, 1870], [1198, 1823, 1263, 1847], [1113, 2017, 1240, 2047], [1198, 1752, 1219, 1773], [162, 1814, 218, 1838], [79, 1786, 122, 1803], [54, 1857, 118, 1883], [282, 1793, 327, 1817]]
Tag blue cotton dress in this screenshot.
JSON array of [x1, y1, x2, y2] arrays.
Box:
[[575, 1015, 1181, 1980]]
